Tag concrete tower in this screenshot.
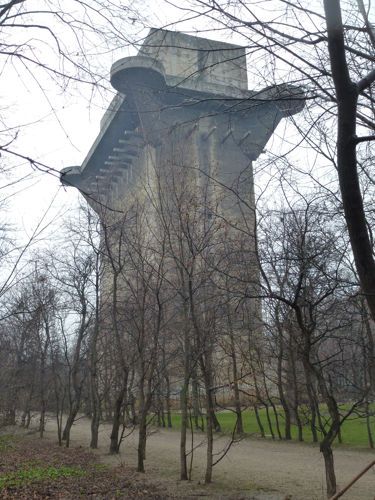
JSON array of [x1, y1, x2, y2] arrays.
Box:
[[61, 29, 305, 409], [61, 29, 304, 340], [61, 28, 304, 214]]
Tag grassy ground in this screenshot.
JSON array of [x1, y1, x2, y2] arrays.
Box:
[[169, 405, 375, 447], [0, 431, 169, 498]]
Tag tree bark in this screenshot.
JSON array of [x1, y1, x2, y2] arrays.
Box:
[[321, 443, 337, 498], [110, 384, 127, 454], [254, 404, 265, 438], [63, 402, 79, 448], [201, 360, 214, 484], [324, 0, 375, 321], [90, 256, 101, 449], [179, 375, 189, 480], [180, 301, 191, 481], [276, 326, 292, 439]]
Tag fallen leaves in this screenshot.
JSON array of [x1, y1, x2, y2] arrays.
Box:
[[0, 432, 167, 498]]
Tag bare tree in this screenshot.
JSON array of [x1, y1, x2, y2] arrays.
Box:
[[258, 197, 369, 496], [50, 248, 94, 447], [0, 0, 145, 178]]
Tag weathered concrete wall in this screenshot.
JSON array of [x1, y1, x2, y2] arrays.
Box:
[[139, 28, 248, 96]]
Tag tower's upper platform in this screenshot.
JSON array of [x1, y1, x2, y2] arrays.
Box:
[[61, 28, 304, 202], [138, 28, 248, 96]]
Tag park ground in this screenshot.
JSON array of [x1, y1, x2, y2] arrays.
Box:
[[0, 417, 374, 499]]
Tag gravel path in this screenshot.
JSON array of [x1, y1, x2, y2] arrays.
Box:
[[44, 417, 375, 499]]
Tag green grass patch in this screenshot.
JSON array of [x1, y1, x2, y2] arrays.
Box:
[[168, 405, 375, 448], [0, 434, 16, 451], [0, 466, 85, 489], [92, 463, 108, 471]]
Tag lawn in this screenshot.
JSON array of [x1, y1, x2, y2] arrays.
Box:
[[168, 405, 375, 447]]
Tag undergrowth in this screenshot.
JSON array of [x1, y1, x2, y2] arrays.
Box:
[[0, 466, 85, 489]]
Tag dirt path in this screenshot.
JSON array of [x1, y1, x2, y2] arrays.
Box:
[[44, 417, 375, 499]]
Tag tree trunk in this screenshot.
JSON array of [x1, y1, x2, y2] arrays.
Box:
[[39, 340, 48, 439], [303, 363, 319, 443], [39, 405, 46, 439], [202, 370, 214, 484], [230, 352, 243, 435], [321, 443, 337, 498], [165, 374, 172, 429], [110, 387, 126, 454], [137, 407, 147, 473], [56, 411, 62, 447], [62, 402, 79, 448], [228, 308, 244, 435], [137, 373, 148, 473], [324, 0, 375, 322], [277, 354, 292, 440], [254, 404, 265, 438], [90, 405, 100, 449], [25, 411, 31, 429], [365, 402, 374, 449], [290, 351, 303, 442], [262, 369, 281, 440], [301, 348, 340, 498], [276, 315, 292, 440], [180, 308, 191, 481], [90, 274, 101, 449], [180, 381, 189, 480], [191, 370, 202, 430], [270, 399, 282, 440], [265, 404, 275, 440]]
